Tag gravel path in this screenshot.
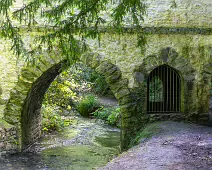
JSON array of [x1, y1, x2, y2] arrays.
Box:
[[99, 121, 212, 170]]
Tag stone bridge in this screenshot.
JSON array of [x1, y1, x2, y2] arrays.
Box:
[[0, 0, 212, 154]]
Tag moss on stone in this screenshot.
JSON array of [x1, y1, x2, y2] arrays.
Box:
[[0, 118, 15, 129], [129, 122, 162, 147]]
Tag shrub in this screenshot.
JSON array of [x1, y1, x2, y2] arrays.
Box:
[[92, 107, 113, 120], [43, 72, 80, 112], [107, 108, 120, 126], [92, 107, 121, 127], [77, 95, 100, 117], [88, 71, 112, 96], [41, 105, 71, 133]]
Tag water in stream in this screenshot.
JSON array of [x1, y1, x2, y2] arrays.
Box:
[[0, 116, 120, 170]]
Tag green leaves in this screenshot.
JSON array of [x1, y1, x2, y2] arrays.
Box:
[[0, 0, 147, 65], [0, 17, 28, 58], [112, 0, 146, 28], [42, 105, 69, 133], [77, 94, 100, 117], [92, 107, 120, 127], [0, 0, 14, 15]]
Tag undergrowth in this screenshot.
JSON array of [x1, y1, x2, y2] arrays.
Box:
[[76, 94, 100, 117], [92, 107, 121, 127], [41, 105, 71, 133], [42, 63, 117, 133]]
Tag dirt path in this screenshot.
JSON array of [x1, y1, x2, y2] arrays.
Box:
[[99, 121, 212, 170], [98, 96, 118, 107]]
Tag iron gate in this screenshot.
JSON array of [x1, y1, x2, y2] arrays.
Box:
[[147, 65, 181, 113]]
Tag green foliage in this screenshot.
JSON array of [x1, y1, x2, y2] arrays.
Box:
[[43, 70, 80, 111], [170, 0, 177, 8], [42, 63, 110, 132], [43, 62, 113, 117], [43, 64, 96, 112], [107, 108, 120, 126], [149, 76, 163, 102], [0, 0, 146, 63], [86, 70, 112, 96], [77, 95, 100, 117], [92, 107, 113, 120], [42, 105, 71, 133], [92, 107, 120, 127], [41, 62, 114, 133], [73, 64, 113, 96]]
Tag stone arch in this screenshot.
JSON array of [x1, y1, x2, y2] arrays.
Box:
[[4, 54, 67, 151], [21, 61, 66, 149], [133, 46, 212, 124], [3, 51, 133, 151]]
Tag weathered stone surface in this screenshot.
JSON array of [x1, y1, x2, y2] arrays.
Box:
[[134, 72, 144, 83], [0, 119, 18, 155]]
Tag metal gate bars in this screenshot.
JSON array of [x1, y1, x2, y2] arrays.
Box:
[[147, 65, 181, 113]]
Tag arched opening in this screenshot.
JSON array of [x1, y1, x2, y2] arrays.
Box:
[[20, 60, 121, 150], [147, 65, 181, 113]]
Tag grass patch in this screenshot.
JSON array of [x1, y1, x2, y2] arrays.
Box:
[[130, 122, 162, 147]]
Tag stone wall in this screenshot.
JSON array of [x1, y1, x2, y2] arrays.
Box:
[[0, 0, 211, 153], [0, 119, 18, 155], [86, 30, 212, 149], [143, 0, 212, 28], [0, 40, 22, 154], [12, 0, 212, 28], [87, 32, 212, 88], [0, 40, 21, 118]]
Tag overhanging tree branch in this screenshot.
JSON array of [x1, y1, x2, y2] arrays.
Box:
[[0, 0, 147, 64]]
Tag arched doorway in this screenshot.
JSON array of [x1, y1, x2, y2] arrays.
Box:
[[147, 65, 181, 113]]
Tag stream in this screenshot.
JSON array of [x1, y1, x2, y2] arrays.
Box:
[[0, 116, 120, 170]]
